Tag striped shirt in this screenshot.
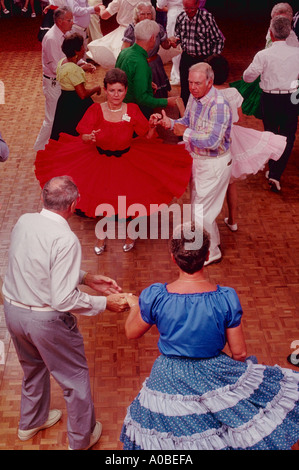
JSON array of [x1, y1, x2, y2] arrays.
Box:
[[174, 8, 225, 57], [173, 87, 232, 158]]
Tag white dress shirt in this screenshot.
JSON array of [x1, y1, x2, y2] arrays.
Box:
[[243, 41, 299, 92], [66, 0, 95, 29], [3, 209, 107, 316], [42, 24, 65, 78]]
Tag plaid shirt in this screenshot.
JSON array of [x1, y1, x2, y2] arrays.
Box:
[[173, 87, 232, 158], [175, 9, 225, 57]]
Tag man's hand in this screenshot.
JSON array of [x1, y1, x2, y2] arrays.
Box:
[[80, 62, 96, 73], [167, 96, 180, 107], [173, 122, 187, 136], [158, 109, 171, 129], [106, 293, 130, 312], [84, 273, 122, 295]]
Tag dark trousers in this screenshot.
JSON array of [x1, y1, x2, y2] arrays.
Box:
[[261, 91, 298, 181], [179, 51, 208, 106]]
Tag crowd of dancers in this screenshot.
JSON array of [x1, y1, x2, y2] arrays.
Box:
[[1, 0, 299, 452]]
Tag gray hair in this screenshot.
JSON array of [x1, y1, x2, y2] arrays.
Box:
[[42, 176, 79, 211], [133, 2, 156, 23], [271, 3, 293, 21], [134, 19, 160, 41], [270, 15, 292, 40], [189, 62, 214, 83], [54, 6, 72, 23]]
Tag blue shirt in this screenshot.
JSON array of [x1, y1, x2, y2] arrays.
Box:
[[139, 283, 243, 358]]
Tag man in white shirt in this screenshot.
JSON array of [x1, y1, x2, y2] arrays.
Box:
[[157, 0, 184, 85], [66, 0, 102, 49], [243, 15, 299, 193], [2, 176, 129, 450], [34, 7, 74, 151]]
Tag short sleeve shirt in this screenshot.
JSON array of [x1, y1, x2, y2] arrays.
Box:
[[139, 283, 243, 358], [56, 59, 86, 91]]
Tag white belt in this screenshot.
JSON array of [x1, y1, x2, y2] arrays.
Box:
[[263, 89, 297, 94], [5, 297, 54, 311], [73, 24, 87, 32]]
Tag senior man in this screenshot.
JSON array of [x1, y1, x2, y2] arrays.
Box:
[[172, 0, 225, 106], [116, 19, 178, 118], [34, 7, 74, 151], [2, 176, 129, 449], [160, 62, 232, 266], [243, 15, 299, 193]]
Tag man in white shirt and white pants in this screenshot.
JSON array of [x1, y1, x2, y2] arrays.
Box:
[[243, 15, 299, 193], [34, 7, 74, 151], [2, 176, 129, 449]]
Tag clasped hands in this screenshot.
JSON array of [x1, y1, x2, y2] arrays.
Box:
[[153, 109, 188, 136], [82, 273, 139, 313]]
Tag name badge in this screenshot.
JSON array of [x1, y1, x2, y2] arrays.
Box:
[[122, 113, 131, 122]]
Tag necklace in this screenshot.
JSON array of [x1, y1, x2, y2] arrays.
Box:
[[106, 102, 123, 113]]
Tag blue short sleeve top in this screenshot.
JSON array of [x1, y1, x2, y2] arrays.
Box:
[[139, 283, 243, 358]]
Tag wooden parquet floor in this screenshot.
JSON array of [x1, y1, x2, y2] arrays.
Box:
[[0, 11, 298, 451]]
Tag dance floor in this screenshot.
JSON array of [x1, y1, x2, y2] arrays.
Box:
[[0, 9, 298, 451]]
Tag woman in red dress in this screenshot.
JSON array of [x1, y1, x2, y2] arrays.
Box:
[[35, 68, 192, 253]]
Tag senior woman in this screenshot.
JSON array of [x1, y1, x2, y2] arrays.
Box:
[[87, 0, 141, 69], [120, 222, 299, 450], [35, 68, 192, 253], [121, 2, 174, 98], [50, 33, 102, 140]]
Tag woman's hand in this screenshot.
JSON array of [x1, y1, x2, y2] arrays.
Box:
[[149, 113, 162, 128], [81, 129, 101, 143]]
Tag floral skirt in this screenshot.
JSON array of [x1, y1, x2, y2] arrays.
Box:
[[120, 354, 299, 450]]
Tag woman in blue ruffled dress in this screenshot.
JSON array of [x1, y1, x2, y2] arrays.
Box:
[[120, 222, 299, 450]]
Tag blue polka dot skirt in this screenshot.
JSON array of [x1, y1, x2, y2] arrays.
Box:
[[120, 354, 299, 450]]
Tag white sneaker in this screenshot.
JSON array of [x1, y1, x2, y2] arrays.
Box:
[[204, 248, 222, 267], [69, 421, 102, 450], [18, 409, 62, 441], [224, 217, 238, 232]]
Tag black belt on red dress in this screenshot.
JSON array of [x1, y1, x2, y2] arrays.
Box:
[[96, 146, 130, 158]]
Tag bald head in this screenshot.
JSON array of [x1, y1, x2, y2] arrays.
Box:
[[42, 176, 79, 212]]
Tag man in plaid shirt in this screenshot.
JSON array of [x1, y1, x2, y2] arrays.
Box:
[[160, 62, 232, 266], [173, 0, 225, 105]]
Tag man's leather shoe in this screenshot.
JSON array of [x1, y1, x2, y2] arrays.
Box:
[[18, 409, 62, 441], [69, 421, 102, 450]]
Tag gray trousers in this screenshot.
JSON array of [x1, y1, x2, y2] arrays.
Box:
[[4, 300, 96, 449]]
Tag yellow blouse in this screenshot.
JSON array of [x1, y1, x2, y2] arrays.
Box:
[[56, 59, 86, 91]]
